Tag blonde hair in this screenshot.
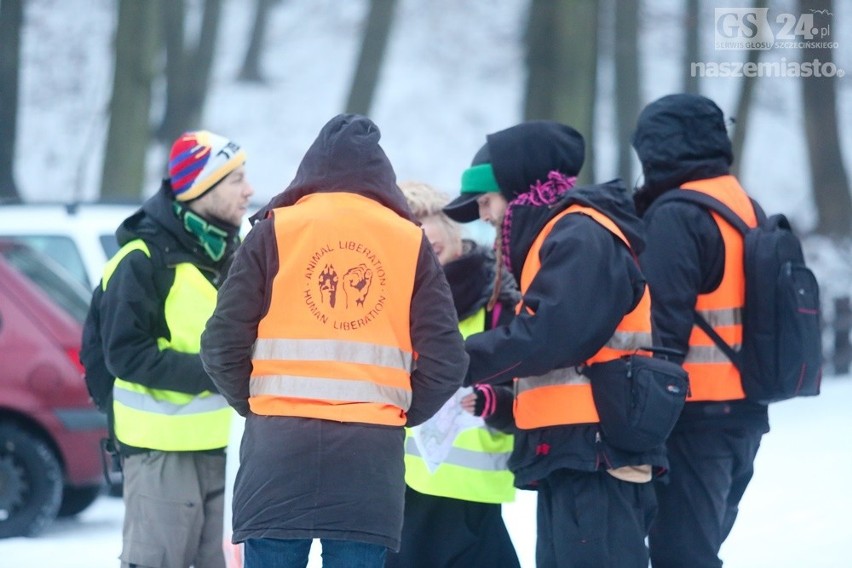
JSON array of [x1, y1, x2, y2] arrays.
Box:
[[398, 181, 463, 241]]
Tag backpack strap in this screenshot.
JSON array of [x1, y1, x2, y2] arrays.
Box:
[[652, 189, 751, 371], [692, 312, 743, 369], [655, 189, 751, 235]]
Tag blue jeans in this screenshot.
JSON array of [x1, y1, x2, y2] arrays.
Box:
[[244, 538, 387, 568]]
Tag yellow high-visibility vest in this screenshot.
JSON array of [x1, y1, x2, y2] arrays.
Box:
[[109, 240, 231, 451], [404, 308, 516, 504]]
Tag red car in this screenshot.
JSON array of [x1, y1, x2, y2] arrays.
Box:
[[0, 240, 106, 538]]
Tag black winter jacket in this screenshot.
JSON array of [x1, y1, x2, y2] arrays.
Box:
[[632, 93, 769, 433], [466, 179, 668, 488], [200, 114, 467, 551], [87, 185, 239, 455]]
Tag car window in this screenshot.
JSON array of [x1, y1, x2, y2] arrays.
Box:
[[100, 234, 120, 259], [0, 245, 91, 324], [4, 235, 90, 289]]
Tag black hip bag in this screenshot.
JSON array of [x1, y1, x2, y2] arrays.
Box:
[[584, 348, 689, 453]]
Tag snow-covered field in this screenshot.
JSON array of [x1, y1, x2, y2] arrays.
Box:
[[1, 375, 850, 567]]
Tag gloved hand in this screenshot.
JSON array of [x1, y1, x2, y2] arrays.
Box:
[[460, 384, 497, 418]]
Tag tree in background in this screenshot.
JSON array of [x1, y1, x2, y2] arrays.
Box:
[[683, 0, 700, 94], [238, 0, 279, 83], [0, 0, 22, 201], [799, 0, 850, 236], [524, 0, 599, 185], [524, 0, 558, 120], [730, 0, 767, 177], [614, 0, 640, 185], [345, 0, 398, 116], [100, 0, 159, 199], [156, 0, 223, 145]]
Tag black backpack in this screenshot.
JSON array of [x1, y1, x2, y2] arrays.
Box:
[[80, 283, 114, 413], [662, 190, 823, 403]]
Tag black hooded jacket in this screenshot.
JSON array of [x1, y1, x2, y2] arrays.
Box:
[[85, 185, 239, 455], [465, 179, 667, 487], [632, 94, 769, 432], [250, 114, 415, 223], [488, 120, 585, 204], [632, 94, 733, 215], [200, 114, 467, 551]]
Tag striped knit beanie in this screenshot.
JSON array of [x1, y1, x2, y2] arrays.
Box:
[[168, 131, 246, 202]]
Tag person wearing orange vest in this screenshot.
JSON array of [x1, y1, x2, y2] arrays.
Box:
[[200, 115, 467, 568], [631, 94, 770, 568], [385, 181, 521, 568], [443, 121, 666, 568]]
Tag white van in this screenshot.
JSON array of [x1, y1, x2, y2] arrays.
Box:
[[0, 202, 140, 290]]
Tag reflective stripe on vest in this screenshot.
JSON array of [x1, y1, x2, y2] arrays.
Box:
[[679, 176, 756, 401], [513, 204, 653, 430], [405, 437, 510, 472], [253, 338, 413, 371], [249, 192, 421, 426], [107, 240, 231, 451], [404, 308, 516, 503], [404, 431, 515, 503]]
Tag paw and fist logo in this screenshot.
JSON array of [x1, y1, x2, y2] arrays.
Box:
[[318, 263, 372, 309]]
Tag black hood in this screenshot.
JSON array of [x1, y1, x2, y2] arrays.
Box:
[[116, 184, 193, 251], [488, 120, 585, 202], [556, 178, 646, 256], [631, 94, 733, 214], [251, 114, 413, 223]]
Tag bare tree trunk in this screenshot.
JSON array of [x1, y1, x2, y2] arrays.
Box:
[[524, 0, 598, 184], [158, 0, 187, 144], [345, 0, 398, 116], [156, 0, 223, 144], [800, 0, 851, 236], [100, 0, 159, 199], [683, 0, 700, 94], [551, 0, 598, 185], [730, 52, 759, 176], [0, 0, 23, 201], [524, 0, 558, 120], [238, 0, 276, 83], [730, 0, 766, 177], [615, 0, 640, 185]]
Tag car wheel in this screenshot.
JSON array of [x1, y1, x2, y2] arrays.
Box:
[[0, 423, 63, 538], [57, 484, 103, 518]]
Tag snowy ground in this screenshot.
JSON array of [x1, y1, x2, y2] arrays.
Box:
[[1, 375, 850, 567]]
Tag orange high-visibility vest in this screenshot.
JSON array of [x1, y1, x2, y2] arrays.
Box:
[[249, 192, 423, 426], [679, 175, 757, 401], [513, 204, 653, 430]]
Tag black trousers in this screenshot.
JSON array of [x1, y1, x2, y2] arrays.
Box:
[[536, 469, 657, 568], [649, 425, 764, 568], [385, 486, 520, 568]]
